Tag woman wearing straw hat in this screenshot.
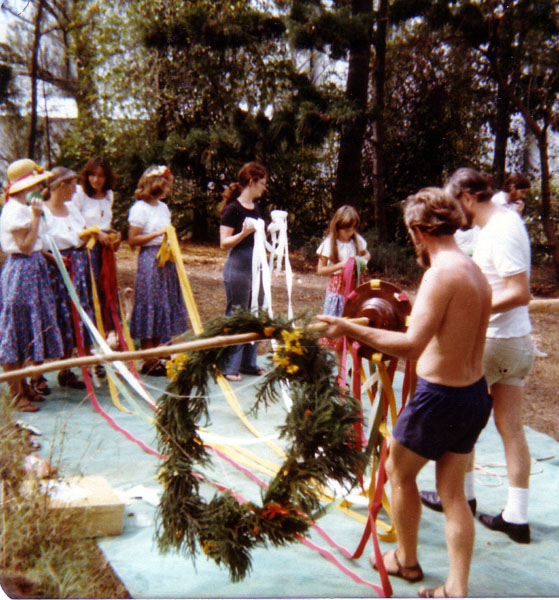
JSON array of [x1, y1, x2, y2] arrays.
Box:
[[43, 166, 96, 390], [0, 159, 64, 412]]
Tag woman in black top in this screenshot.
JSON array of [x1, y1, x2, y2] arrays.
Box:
[[219, 162, 268, 381]]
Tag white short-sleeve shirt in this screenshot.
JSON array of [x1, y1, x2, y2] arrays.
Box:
[[316, 233, 367, 274], [128, 200, 170, 246], [0, 199, 46, 254], [71, 185, 114, 231], [473, 209, 532, 338], [43, 203, 87, 250]]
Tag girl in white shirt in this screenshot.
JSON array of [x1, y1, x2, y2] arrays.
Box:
[[72, 158, 122, 365], [43, 167, 96, 390], [316, 205, 370, 357], [127, 165, 188, 376], [0, 159, 63, 411]]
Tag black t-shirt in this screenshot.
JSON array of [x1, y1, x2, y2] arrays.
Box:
[[220, 199, 262, 251]]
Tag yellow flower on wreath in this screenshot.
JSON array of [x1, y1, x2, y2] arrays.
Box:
[[280, 329, 304, 356], [166, 353, 189, 381]]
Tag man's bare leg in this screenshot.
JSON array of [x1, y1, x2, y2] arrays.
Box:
[[385, 439, 429, 569], [491, 382, 530, 489], [435, 451, 473, 597]]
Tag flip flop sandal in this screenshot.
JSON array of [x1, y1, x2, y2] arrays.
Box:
[[224, 373, 242, 382], [240, 368, 267, 376], [11, 393, 40, 413], [370, 549, 424, 583]]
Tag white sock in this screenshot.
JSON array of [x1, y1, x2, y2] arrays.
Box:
[[464, 471, 475, 501], [502, 487, 529, 524]]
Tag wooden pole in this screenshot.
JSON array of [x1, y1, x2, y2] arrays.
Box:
[[528, 298, 559, 313], [0, 318, 369, 383]]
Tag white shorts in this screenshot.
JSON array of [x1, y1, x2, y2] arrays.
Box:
[[483, 335, 534, 388]]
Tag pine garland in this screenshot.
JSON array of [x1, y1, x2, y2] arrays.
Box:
[[155, 310, 367, 582]]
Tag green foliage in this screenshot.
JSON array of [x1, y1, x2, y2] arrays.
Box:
[[366, 22, 493, 225], [155, 311, 367, 581], [363, 229, 422, 283], [523, 186, 559, 265]]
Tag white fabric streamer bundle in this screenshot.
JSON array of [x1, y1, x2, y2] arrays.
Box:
[[246, 211, 294, 410], [267, 210, 294, 319], [246, 217, 273, 316]]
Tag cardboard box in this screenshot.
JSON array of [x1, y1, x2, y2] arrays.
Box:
[[41, 475, 125, 537]]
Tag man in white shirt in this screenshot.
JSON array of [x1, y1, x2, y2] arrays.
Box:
[[491, 173, 531, 215], [421, 168, 534, 545]]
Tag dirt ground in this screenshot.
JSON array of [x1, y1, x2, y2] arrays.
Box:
[[116, 242, 559, 442]]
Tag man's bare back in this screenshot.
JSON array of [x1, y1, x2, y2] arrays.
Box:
[[415, 248, 491, 386]]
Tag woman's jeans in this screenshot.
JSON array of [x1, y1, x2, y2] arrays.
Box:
[[222, 246, 264, 375]]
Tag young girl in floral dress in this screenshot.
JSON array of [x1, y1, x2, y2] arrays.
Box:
[[127, 165, 188, 375], [0, 159, 63, 411], [316, 205, 370, 359]]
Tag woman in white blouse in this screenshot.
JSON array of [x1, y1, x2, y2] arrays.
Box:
[[0, 159, 63, 411], [127, 165, 188, 376], [43, 167, 96, 389], [72, 158, 122, 368]]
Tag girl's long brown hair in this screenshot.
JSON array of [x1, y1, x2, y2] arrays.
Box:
[[79, 156, 116, 197], [327, 205, 360, 264], [219, 162, 267, 214]]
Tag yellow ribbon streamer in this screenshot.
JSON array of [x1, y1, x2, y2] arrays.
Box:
[[86, 255, 132, 414], [80, 225, 101, 249]]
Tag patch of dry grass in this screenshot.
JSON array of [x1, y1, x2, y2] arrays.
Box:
[[0, 402, 130, 599]]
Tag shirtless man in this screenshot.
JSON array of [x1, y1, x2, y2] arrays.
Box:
[[318, 187, 493, 598]]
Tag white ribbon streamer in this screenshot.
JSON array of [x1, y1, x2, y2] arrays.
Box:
[[246, 217, 273, 316]]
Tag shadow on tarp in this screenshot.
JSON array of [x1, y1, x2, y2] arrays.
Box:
[[12, 362, 559, 599]]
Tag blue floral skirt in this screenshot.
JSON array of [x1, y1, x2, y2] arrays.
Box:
[[0, 252, 63, 364], [130, 246, 188, 343], [47, 248, 95, 352]]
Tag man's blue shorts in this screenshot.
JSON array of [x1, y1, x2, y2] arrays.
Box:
[[392, 376, 492, 461]]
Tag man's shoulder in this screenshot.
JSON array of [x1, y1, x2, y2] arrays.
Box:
[[426, 253, 484, 291], [486, 207, 526, 232]]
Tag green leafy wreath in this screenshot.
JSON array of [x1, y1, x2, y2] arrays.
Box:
[[155, 310, 367, 581]]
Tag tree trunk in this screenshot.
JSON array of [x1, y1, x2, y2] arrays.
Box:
[[28, 0, 45, 159], [492, 81, 510, 188], [332, 0, 373, 211], [537, 128, 559, 283], [372, 0, 388, 242]]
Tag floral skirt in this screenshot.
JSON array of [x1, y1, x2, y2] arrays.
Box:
[[47, 248, 95, 353], [130, 246, 188, 343], [320, 271, 355, 352], [0, 252, 63, 364]]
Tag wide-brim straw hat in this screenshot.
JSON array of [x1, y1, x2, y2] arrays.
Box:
[[6, 159, 52, 196], [342, 279, 412, 360]]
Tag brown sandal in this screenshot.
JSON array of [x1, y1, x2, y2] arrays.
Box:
[[369, 549, 424, 582], [22, 381, 45, 403], [11, 393, 40, 413]]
